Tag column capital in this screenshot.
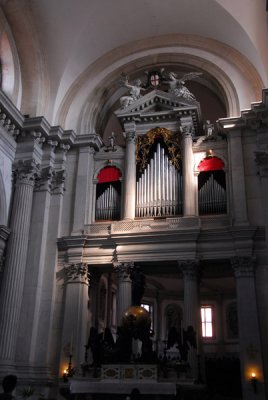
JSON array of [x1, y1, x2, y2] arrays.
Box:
[[64, 262, 90, 285], [89, 146, 95, 155], [180, 126, 193, 140], [51, 169, 66, 194], [231, 256, 256, 278], [178, 259, 199, 280], [34, 166, 55, 192], [125, 131, 136, 144], [180, 116, 193, 139], [114, 262, 134, 282], [13, 159, 40, 186]]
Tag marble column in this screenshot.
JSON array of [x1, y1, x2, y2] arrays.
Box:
[[61, 263, 90, 372], [232, 256, 265, 399], [0, 159, 39, 366], [123, 123, 136, 220], [179, 259, 200, 380], [181, 118, 196, 216], [228, 130, 248, 225], [114, 262, 133, 326]]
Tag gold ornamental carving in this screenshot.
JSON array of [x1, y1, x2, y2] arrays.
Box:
[[136, 127, 181, 172]]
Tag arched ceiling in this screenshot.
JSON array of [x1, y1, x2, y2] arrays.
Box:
[[0, 0, 267, 133]]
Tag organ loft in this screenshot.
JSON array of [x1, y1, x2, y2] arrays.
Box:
[[55, 70, 261, 397]]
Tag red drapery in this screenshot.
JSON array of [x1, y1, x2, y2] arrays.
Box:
[[198, 156, 224, 172], [97, 166, 122, 183]]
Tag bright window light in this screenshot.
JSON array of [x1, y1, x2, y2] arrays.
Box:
[[201, 306, 213, 338]]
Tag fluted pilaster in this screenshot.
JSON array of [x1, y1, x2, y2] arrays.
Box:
[[0, 159, 39, 362]]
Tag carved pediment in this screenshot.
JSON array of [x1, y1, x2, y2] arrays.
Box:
[[115, 89, 198, 116], [115, 89, 202, 135]]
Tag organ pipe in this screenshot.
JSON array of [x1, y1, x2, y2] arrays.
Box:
[[198, 173, 226, 215], [96, 184, 121, 220], [136, 142, 182, 218]]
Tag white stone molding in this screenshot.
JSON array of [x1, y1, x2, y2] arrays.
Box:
[[64, 262, 90, 285]]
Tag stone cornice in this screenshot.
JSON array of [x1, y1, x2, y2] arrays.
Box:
[[0, 89, 102, 152], [218, 88, 268, 134], [55, 222, 266, 265]]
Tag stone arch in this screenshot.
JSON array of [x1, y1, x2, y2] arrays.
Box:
[[0, 5, 49, 118], [55, 34, 263, 135], [0, 9, 22, 108]]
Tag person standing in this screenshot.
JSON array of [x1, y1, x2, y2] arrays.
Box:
[[0, 375, 17, 400]]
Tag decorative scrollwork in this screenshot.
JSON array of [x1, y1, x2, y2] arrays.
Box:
[[136, 127, 181, 172]]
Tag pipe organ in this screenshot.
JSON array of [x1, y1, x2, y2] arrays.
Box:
[[95, 184, 121, 221], [136, 128, 182, 218], [198, 171, 227, 215]]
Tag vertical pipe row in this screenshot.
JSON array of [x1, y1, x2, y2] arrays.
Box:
[[135, 143, 183, 218], [95, 184, 121, 220], [198, 173, 227, 215]]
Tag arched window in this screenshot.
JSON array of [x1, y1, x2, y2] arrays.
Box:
[[95, 166, 121, 221], [198, 156, 227, 215]]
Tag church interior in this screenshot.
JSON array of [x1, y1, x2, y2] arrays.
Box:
[[1, 1, 268, 399]]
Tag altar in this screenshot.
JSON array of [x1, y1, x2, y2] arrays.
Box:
[[68, 363, 201, 397], [69, 379, 177, 395]]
